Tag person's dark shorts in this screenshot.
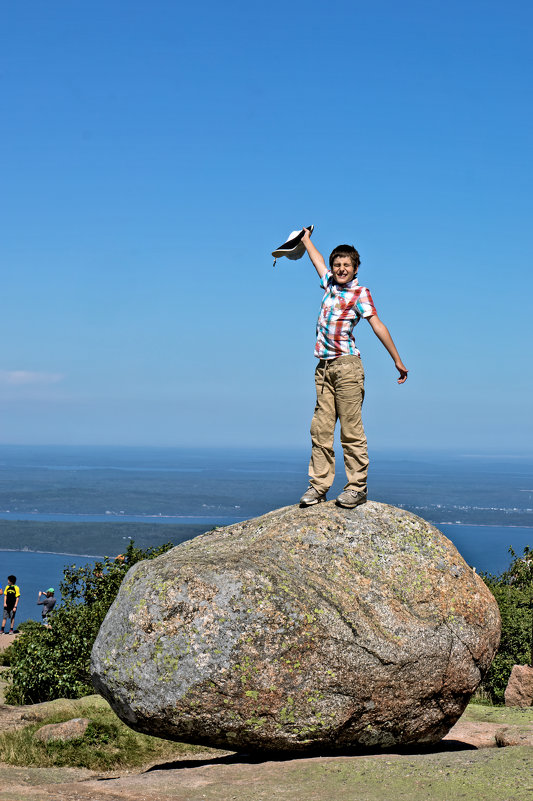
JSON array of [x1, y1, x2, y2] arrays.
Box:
[[3, 607, 16, 621]]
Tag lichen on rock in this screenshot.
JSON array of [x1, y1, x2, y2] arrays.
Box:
[[90, 501, 500, 752]]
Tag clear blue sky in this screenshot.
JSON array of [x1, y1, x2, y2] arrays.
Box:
[[2, 0, 532, 453]]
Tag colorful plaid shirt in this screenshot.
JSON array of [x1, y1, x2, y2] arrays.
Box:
[[314, 271, 377, 359]]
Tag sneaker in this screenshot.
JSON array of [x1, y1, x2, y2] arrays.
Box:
[[336, 489, 367, 508], [299, 486, 327, 506]]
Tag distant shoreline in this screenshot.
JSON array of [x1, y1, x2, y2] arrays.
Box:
[[0, 548, 103, 558], [439, 522, 533, 529], [0, 514, 531, 529], [0, 512, 245, 525]]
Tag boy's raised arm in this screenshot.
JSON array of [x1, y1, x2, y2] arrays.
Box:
[[302, 228, 327, 278], [367, 315, 408, 384]]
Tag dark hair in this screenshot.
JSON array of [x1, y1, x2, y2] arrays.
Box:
[[7, 575, 16, 584], [329, 244, 361, 270]]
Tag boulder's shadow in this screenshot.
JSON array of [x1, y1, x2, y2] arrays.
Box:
[[141, 739, 476, 773]]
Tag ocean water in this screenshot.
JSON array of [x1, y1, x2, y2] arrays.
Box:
[[0, 445, 531, 624], [438, 524, 532, 575]]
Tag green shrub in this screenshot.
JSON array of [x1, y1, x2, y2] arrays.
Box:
[[5, 541, 173, 705], [480, 546, 532, 704]]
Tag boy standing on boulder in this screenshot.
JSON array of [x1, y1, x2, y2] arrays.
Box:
[[299, 229, 408, 508]]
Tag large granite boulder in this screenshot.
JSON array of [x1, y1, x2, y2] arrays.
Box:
[[91, 501, 500, 753]]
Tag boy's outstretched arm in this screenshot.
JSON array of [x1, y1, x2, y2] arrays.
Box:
[[367, 315, 408, 384], [301, 228, 327, 278]]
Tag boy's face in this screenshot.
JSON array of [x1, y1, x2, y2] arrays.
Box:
[[332, 256, 356, 285]]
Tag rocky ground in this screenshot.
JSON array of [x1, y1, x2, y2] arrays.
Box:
[[0, 726, 531, 801]]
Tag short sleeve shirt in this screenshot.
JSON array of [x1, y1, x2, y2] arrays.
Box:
[[314, 271, 377, 359], [4, 584, 20, 610], [39, 596, 56, 616]]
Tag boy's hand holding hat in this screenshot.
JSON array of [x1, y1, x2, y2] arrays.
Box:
[[272, 225, 314, 265]]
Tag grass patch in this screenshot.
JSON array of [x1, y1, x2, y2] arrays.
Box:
[[462, 701, 533, 727], [0, 695, 225, 771]]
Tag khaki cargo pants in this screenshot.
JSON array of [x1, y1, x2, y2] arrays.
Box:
[[308, 355, 368, 494]]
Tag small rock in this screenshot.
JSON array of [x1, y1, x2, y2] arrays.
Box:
[[496, 725, 533, 747], [21, 709, 45, 721], [504, 665, 533, 708], [33, 717, 90, 743]]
